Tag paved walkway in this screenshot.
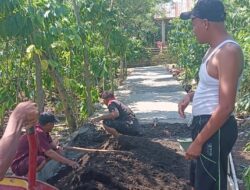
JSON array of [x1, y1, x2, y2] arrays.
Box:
[[115, 65, 192, 124]]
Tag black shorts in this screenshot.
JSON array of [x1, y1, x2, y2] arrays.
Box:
[[103, 119, 139, 136], [190, 115, 238, 190]]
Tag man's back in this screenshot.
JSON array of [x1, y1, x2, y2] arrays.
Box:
[[108, 100, 136, 121]]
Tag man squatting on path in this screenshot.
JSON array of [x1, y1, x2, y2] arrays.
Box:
[[11, 112, 79, 181], [178, 1, 244, 190], [91, 91, 140, 137]]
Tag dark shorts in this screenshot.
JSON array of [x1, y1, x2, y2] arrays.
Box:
[[189, 115, 238, 190], [103, 119, 140, 136], [11, 156, 46, 176]]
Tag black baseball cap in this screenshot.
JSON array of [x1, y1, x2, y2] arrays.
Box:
[[39, 112, 59, 126], [180, 0, 226, 22], [100, 91, 115, 99]]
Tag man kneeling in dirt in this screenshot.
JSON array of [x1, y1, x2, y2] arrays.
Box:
[[11, 112, 78, 180], [91, 91, 140, 137]]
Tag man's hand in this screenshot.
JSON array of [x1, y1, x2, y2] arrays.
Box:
[[178, 94, 191, 118], [185, 140, 202, 160], [67, 160, 80, 169], [90, 117, 101, 123], [11, 101, 38, 129]]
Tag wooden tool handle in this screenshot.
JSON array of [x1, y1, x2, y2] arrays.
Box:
[[64, 146, 128, 153]]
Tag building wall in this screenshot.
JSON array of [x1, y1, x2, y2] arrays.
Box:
[[175, 0, 194, 17], [154, 0, 194, 20]]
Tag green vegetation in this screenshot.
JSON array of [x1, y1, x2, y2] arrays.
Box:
[[0, 0, 158, 128], [244, 166, 250, 190]]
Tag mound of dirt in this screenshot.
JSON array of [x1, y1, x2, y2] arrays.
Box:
[[47, 123, 192, 190]]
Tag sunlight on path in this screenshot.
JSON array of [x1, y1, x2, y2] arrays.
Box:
[[116, 65, 192, 124]]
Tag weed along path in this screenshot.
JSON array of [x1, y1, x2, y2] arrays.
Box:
[[47, 65, 194, 189]]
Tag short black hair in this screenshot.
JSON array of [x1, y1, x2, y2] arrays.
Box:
[[39, 112, 59, 126], [100, 91, 115, 99]]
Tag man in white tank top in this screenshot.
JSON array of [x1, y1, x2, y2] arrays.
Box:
[[178, 1, 244, 190]]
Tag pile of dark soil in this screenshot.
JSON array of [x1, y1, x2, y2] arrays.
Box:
[[47, 123, 192, 190]]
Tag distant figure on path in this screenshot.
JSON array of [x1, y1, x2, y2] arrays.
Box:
[[91, 91, 140, 137], [178, 1, 244, 190]]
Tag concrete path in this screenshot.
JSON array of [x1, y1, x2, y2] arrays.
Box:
[[115, 65, 192, 124]]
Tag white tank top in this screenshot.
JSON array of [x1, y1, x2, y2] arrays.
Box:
[[192, 40, 240, 116]]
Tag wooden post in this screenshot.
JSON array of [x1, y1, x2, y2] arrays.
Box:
[[161, 20, 165, 50]]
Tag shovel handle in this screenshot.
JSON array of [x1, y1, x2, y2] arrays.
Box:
[[27, 126, 37, 190], [64, 146, 130, 154]]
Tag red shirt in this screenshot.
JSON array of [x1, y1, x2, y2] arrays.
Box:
[[11, 124, 53, 172]]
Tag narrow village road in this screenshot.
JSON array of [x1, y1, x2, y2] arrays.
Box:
[[116, 65, 192, 124]]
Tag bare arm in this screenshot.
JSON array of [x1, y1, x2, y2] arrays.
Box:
[[0, 101, 38, 179], [178, 92, 194, 118], [91, 108, 119, 122], [44, 149, 78, 169], [186, 44, 243, 159]]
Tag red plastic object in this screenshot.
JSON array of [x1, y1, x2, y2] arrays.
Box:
[[27, 127, 37, 190]]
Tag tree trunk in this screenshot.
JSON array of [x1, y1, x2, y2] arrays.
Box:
[[83, 47, 94, 115], [109, 53, 114, 92], [47, 65, 77, 131], [119, 56, 125, 81], [109, 0, 114, 10], [34, 54, 44, 113], [72, 0, 94, 116], [124, 54, 127, 77]]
